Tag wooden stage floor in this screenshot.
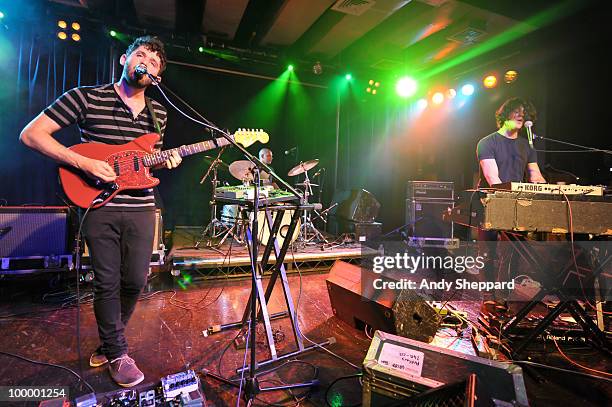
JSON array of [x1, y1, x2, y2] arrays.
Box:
[[0, 269, 610, 406]]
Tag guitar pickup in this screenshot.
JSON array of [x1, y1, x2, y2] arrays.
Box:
[[113, 159, 120, 176], [133, 155, 140, 171]]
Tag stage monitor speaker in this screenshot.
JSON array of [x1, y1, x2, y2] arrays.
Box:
[[326, 260, 441, 343], [0, 206, 71, 257], [336, 189, 380, 223]]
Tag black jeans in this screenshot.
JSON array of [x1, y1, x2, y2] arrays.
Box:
[[83, 210, 155, 361]]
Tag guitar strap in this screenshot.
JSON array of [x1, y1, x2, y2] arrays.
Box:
[[145, 97, 162, 135]]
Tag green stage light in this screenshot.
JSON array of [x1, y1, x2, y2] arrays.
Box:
[[198, 46, 204, 52], [345, 73, 352, 81], [287, 64, 294, 71], [109, 30, 117, 37], [396, 77, 417, 98]]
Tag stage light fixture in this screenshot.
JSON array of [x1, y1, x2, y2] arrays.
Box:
[[417, 98, 428, 109], [287, 64, 294, 71], [109, 30, 117, 37], [461, 84, 475, 96], [57, 31, 67, 40], [504, 70, 518, 83], [71, 22, 80, 31], [483, 75, 498, 88], [198, 46, 204, 52], [312, 61, 322, 75], [366, 87, 372, 93], [58, 20, 67, 29], [372, 89, 377, 95], [432, 92, 444, 105], [0, 11, 5, 19], [374, 82, 380, 87], [396, 76, 417, 98], [345, 73, 352, 81], [447, 88, 456, 99], [369, 79, 374, 85], [71, 33, 80, 42]]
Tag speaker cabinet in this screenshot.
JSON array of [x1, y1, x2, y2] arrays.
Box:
[[406, 199, 453, 239], [336, 189, 381, 222], [0, 206, 71, 257], [326, 260, 441, 343]]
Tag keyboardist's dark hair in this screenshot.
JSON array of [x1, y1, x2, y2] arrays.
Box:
[[495, 97, 537, 128]]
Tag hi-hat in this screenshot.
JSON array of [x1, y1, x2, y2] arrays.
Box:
[[288, 159, 319, 176], [202, 155, 228, 169], [229, 160, 256, 181]]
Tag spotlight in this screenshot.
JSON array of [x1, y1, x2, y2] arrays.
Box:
[[366, 87, 372, 93], [312, 61, 322, 75], [374, 82, 380, 87], [71, 33, 80, 42], [109, 30, 117, 37], [198, 46, 204, 52], [461, 84, 475, 96], [504, 70, 518, 83], [417, 98, 428, 109], [396, 76, 418, 98], [483, 75, 498, 89], [0, 11, 5, 19], [432, 92, 444, 105], [57, 31, 67, 40], [287, 64, 294, 72], [71, 22, 80, 31], [345, 73, 352, 81], [369, 79, 374, 85], [57, 20, 67, 29], [372, 89, 377, 95], [446, 88, 457, 99]]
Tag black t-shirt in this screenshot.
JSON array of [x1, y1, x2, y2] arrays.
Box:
[[476, 132, 537, 187]]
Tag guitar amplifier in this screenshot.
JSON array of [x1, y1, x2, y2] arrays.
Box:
[[406, 199, 454, 239], [0, 206, 72, 257], [407, 181, 454, 200]]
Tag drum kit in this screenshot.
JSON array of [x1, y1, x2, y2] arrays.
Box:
[[196, 153, 328, 248]]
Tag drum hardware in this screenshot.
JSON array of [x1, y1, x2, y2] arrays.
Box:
[[288, 159, 328, 244]]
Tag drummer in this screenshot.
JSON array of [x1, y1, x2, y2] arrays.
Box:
[[259, 148, 278, 188]]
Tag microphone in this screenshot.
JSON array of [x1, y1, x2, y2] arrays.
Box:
[[134, 64, 147, 77], [284, 146, 297, 155], [525, 120, 534, 148]]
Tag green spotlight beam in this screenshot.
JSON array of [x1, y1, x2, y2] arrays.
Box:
[[422, 0, 586, 80]]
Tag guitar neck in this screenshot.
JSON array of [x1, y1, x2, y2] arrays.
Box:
[[143, 136, 231, 167]]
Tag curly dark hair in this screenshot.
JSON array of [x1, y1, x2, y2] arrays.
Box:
[[495, 97, 537, 128], [125, 35, 167, 73]]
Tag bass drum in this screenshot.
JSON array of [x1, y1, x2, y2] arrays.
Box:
[[255, 209, 300, 248]]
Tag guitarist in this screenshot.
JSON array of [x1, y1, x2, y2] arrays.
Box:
[[19, 36, 181, 387]]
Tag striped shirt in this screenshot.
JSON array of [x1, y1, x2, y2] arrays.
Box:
[[44, 83, 167, 211]]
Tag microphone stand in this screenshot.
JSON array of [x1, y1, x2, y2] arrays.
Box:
[[533, 134, 612, 155], [147, 74, 321, 404]]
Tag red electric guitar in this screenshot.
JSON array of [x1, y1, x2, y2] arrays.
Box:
[[59, 129, 269, 208]]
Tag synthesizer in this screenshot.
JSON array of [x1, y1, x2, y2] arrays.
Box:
[[447, 190, 612, 235], [492, 182, 604, 196]]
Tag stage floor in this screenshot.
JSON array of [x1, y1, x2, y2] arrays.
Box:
[[0, 270, 610, 406]]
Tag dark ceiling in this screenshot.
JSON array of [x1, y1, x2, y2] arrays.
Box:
[[16, 0, 595, 78]]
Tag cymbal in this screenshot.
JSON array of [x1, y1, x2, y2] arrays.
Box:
[[229, 160, 255, 181], [202, 155, 228, 169], [288, 159, 319, 176], [295, 182, 319, 187]]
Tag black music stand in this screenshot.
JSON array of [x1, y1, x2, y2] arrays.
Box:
[[499, 235, 611, 359]]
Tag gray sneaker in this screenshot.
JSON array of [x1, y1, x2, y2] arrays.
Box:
[[89, 348, 108, 367], [109, 355, 144, 387]]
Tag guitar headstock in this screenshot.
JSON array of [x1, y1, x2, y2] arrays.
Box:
[[233, 128, 269, 147]]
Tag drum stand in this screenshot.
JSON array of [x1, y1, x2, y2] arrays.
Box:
[[296, 170, 328, 244], [195, 152, 237, 248]]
